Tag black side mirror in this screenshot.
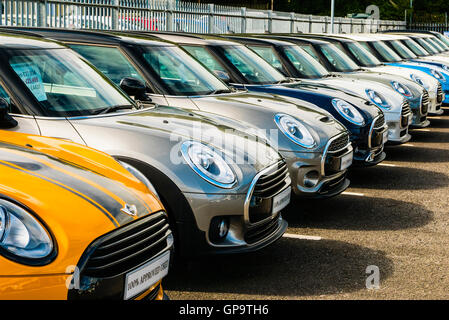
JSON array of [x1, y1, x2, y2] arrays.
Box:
[[213, 70, 231, 84], [119, 77, 150, 101], [0, 98, 17, 129]]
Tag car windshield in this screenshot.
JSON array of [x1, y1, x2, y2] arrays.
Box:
[[436, 34, 449, 48], [403, 39, 429, 56], [346, 41, 382, 67], [387, 40, 417, 59], [247, 45, 286, 74], [415, 38, 439, 54], [370, 41, 403, 62], [427, 37, 446, 52], [316, 43, 360, 72], [138, 45, 229, 96], [280, 45, 329, 78], [7, 48, 134, 117], [216, 45, 286, 84]]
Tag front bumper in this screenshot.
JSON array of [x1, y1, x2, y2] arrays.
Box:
[[279, 133, 352, 199], [0, 276, 165, 300], [385, 108, 413, 144], [181, 161, 291, 255]]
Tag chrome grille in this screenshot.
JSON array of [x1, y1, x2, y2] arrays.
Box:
[[437, 83, 443, 104], [253, 161, 289, 199], [373, 113, 385, 129], [245, 213, 281, 244], [249, 161, 290, 224], [401, 100, 411, 128], [80, 212, 171, 278], [328, 133, 350, 152], [421, 91, 429, 115]]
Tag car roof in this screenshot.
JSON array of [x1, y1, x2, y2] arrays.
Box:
[[300, 34, 356, 43], [145, 32, 244, 46], [224, 36, 296, 47], [0, 27, 175, 47], [268, 36, 331, 45], [0, 29, 64, 49]]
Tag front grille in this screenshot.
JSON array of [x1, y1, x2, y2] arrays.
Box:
[[319, 173, 347, 195], [437, 83, 443, 104], [373, 113, 385, 129], [80, 212, 171, 278], [245, 213, 280, 244], [401, 100, 411, 128], [328, 133, 350, 152], [421, 91, 429, 115], [249, 161, 290, 223]]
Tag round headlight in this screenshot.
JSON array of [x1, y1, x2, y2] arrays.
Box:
[[0, 199, 54, 264], [391, 81, 412, 98], [274, 114, 316, 148], [410, 74, 430, 90], [181, 141, 236, 188], [430, 69, 446, 82], [365, 89, 392, 110], [331, 99, 365, 126], [118, 161, 160, 199]]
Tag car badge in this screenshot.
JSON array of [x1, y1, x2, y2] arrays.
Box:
[[121, 204, 138, 217]]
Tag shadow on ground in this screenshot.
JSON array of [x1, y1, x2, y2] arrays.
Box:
[[166, 238, 393, 297], [384, 145, 449, 163], [409, 130, 449, 143], [283, 195, 433, 231], [347, 165, 449, 190]]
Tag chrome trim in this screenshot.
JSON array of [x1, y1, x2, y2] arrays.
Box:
[[243, 161, 291, 228], [368, 115, 387, 149], [321, 132, 353, 175]]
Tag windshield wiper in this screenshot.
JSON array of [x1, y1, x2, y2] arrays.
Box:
[[206, 89, 232, 95], [92, 105, 135, 115]]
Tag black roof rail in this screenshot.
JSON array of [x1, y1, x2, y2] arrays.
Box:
[[0, 27, 45, 38], [0, 26, 123, 40]]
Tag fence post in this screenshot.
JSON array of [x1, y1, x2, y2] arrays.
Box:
[[208, 3, 214, 34], [267, 10, 273, 33], [241, 7, 247, 34], [290, 12, 295, 33], [308, 14, 312, 33], [111, 0, 119, 30], [37, 0, 47, 27], [324, 16, 328, 33], [167, 0, 174, 32]]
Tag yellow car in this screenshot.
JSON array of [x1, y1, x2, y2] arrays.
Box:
[[0, 130, 173, 300]]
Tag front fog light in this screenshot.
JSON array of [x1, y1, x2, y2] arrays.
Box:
[[209, 217, 230, 242], [304, 170, 320, 188], [166, 233, 174, 248]]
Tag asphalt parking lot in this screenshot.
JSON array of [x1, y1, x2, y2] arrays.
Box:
[[164, 108, 449, 300]]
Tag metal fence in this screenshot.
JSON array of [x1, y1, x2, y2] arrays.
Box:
[[0, 0, 407, 33], [408, 23, 449, 34]]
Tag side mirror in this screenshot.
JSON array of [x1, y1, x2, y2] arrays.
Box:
[[213, 70, 231, 84], [119, 77, 150, 101], [0, 98, 17, 129]]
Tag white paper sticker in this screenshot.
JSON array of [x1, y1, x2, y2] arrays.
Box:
[[11, 63, 47, 102]]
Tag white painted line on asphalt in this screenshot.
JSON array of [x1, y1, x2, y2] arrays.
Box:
[[378, 163, 398, 167], [283, 233, 322, 241], [429, 117, 443, 119], [342, 191, 365, 197], [402, 143, 415, 147], [415, 129, 431, 132]]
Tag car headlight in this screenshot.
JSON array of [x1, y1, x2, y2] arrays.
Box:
[[391, 81, 412, 98], [430, 69, 446, 82], [410, 74, 430, 90], [275, 114, 316, 148], [331, 99, 365, 126], [365, 89, 392, 110], [0, 199, 54, 264], [181, 141, 236, 189], [118, 161, 160, 199]]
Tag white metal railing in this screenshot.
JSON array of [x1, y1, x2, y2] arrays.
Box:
[[0, 0, 407, 33]]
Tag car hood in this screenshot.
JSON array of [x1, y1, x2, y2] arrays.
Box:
[[189, 90, 348, 151], [0, 131, 163, 275], [69, 106, 281, 191]]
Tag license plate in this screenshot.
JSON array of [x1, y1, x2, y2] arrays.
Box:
[[340, 152, 353, 170], [272, 186, 291, 214], [124, 251, 170, 300], [382, 130, 388, 143]]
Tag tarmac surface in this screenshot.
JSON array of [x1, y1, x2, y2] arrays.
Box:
[[165, 109, 449, 300]]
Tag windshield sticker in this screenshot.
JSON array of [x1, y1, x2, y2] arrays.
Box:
[[11, 63, 47, 102]]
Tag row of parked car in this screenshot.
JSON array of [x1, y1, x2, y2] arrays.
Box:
[[0, 27, 447, 300]]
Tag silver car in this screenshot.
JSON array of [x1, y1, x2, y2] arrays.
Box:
[[21, 28, 355, 199], [0, 32, 291, 256]]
